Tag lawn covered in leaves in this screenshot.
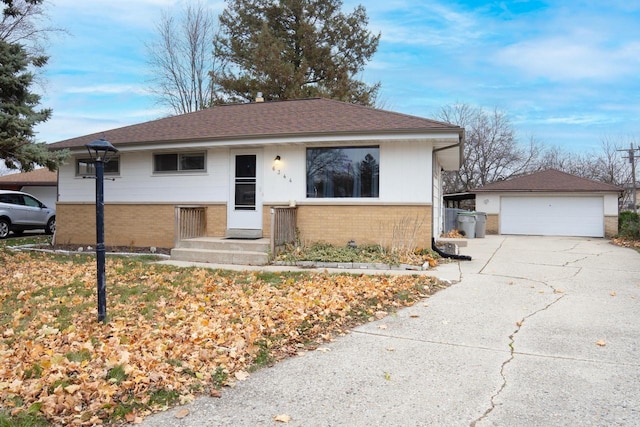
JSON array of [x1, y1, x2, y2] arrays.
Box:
[[0, 248, 446, 425]]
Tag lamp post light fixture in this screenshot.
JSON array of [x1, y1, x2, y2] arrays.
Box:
[[85, 138, 118, 323]]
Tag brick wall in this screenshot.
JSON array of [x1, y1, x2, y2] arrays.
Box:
[[205, 205, 227, 237], [56, 203, 227, 249], [294, 204, 433, 249], [604, 215, 618, 238], [486, 214, 499, 234], [57, 203, 434, 250]]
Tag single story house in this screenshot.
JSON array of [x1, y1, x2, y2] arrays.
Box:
[[0, 168, 58, 208], [47, 98, 464, 251], [473, 169, 621, 238]]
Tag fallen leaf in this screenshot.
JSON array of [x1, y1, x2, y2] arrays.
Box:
[[315, 347, 331, 353], [386, 347, 395, 352], [235, 371, 250, 381], [175, 408, 190, 419], [384, 372, 391, 381], [596, 340, 606, 347], [274, 414, 291, 423], [409, 314, 420, 318], [63, 384, 81, 394], [516, 320, 523, 327], [554, 289, 565, 294], [378, 324, 388, 330], [610, 291, 616, 297], [125, 412, 136, 422], [210, 389, 222, 398]]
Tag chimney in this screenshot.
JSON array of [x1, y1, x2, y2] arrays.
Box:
[[255, 92, 264, 103]]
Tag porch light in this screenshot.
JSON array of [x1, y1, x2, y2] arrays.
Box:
[[273, 155, 282, 173], [85, 138, 119, 323]]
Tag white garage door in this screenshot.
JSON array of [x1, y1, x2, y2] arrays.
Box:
[[501, 196, 604, 237]]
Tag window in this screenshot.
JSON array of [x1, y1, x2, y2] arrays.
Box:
[[154, 152, 206, 173], [306, 146, 379, 198], [76, 157, 120, 177]]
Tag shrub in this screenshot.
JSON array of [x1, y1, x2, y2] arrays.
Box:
[[618, 211, 640, 240]]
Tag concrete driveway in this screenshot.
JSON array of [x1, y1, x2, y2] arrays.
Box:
[[143, 235, 640, 426]]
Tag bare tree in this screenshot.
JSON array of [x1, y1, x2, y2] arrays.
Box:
[[437, 103, 543, 193], [0, 0, 64, 58], [147, 1, 220, 115]]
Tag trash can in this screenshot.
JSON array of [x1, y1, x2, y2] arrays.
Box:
[[475, 212, 487, 238], [445, 208, 465, 234], [456, 212, 477, 238]]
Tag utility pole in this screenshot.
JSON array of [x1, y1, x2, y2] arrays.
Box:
[[619, 144, 640, 213]]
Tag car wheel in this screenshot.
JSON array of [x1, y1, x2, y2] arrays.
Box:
[[45, 217, 56, 235], [0, 218, 9, 239]]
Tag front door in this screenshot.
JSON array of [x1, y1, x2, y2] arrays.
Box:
[[227, 150, 263, 234]]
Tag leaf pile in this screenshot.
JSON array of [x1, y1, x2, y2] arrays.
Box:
[[0, 250, 444, 425]]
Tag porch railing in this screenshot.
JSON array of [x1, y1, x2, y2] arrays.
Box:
[[175, 206, 206, 246], [270, 206, 297, 256]]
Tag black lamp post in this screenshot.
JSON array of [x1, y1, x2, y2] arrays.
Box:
[[85, 138, 118, 323]]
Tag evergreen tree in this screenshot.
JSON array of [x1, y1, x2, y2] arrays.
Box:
[[0, 39, 63, 171], [214, 0, 380, 106]]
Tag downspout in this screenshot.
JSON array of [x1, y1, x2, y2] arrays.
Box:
[[431, 134, 472, 261]]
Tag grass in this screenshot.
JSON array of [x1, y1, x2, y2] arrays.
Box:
[[0, 237, 446, 426]]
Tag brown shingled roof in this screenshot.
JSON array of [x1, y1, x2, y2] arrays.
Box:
[[48, 98, 462, 150], [473, 169, 621, 193], [0, 168, 57, 186]]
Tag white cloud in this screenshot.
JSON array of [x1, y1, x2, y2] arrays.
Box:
[[65, 84, 150, 96], [494, 36, 640, 81]]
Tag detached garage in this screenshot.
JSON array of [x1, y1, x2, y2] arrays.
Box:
[[473, 169, 621, 238]]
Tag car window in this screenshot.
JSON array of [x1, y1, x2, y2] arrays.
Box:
[[0, 194, 22, 205], [23, 195, 41, 208]]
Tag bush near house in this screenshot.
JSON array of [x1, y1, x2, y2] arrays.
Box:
[[618, 211, 640, 240]]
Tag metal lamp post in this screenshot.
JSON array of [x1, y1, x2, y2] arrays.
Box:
[[85, 138, 118, 323]]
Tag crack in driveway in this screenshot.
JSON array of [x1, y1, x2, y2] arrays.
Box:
[[470, 285, 566, 426]]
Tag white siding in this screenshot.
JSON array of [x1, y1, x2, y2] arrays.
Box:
[[432, 160, 443, 238], [59, 140, 436, 205], [379, 141, 432, 203], [59, 148, 230, 203]]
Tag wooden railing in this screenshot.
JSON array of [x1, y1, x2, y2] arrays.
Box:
[[270, 206, 297, 256], [175, 206, 206, 246]]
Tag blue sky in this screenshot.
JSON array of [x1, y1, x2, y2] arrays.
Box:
[[34, 0, 640, 152]]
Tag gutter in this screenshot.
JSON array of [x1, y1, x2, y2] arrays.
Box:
[[431, 132, 471, 260]]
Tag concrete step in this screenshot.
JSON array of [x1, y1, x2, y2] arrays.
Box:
[[171, 237, 270, 266], [170, 247, 269, 266], [177, 237, 270, 252]]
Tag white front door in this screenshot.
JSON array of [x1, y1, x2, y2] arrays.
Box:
[[227, 150, 263, 233]]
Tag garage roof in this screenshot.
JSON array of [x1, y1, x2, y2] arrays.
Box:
[[0, 168, 57, 186], [473, 169, 621, 193]]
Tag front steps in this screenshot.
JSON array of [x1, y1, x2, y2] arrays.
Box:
[[170, 237, 270, 266]]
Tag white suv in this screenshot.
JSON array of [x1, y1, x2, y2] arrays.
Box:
[[0, 190, 56, 238]]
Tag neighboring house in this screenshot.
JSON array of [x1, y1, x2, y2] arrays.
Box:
[[473, 169, 621, 238], [48, 98, 464, 250], [0, 168, 58, 208]]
